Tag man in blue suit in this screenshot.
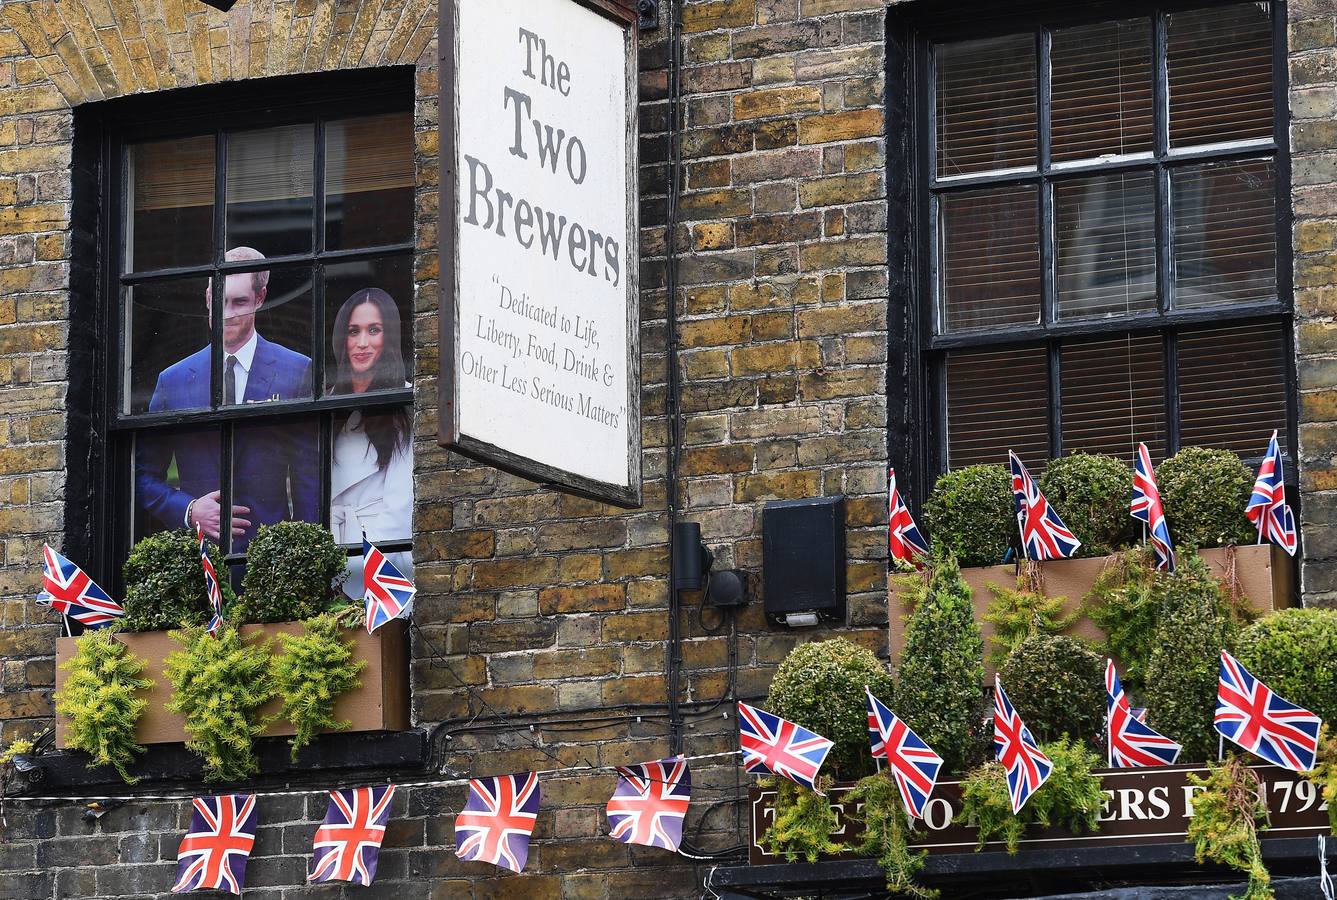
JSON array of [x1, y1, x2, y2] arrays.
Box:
[[135, 247, 319, 549]]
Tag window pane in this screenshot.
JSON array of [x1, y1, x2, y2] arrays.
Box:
[[218, 264, 314, 407], [133, 425, 221, 543], [325, 113, 415, 251], [1178, 322, 1288, 457], [1172, 158, 1276, 308], [226, 124, 315, 259], [323, 256, 415, 396], [1055, 172, 1157, 320], [230, 418, 320, 554], [125, 278, 211, 415], [946, 345, 1049, 468], [936, 34, 1037, 178], [1061, 333, 1166, 463], [331, 405, 413, 545], [127, 136, 214, 272], [1051, 20, 1153, 163], [1168, 3, 1273, 148], [939, 185, 1040, 331]]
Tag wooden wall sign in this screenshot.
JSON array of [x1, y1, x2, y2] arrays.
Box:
[[438, 0, 642, 507]]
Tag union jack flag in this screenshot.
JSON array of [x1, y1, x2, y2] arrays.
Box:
[[1009, 452, 1081, 561], [1246, 430, 1298, 556], [36, 544, 123, 628], [993, 676, 1053, 813], [171, 794, 257, 895], [364, 535, 415, 634], [455, 772, 540, 874], [1105, 660, 1181, 768], [737, 701, 834, 792], [1130, 443, 1175, 573], [198, 526, 223, 638], [606, 757, 691, 852], [307, 785, 396, 886], [866, 688, 943, 820], [1215, 650, 1320, 773], [888, 467, 929, 567]]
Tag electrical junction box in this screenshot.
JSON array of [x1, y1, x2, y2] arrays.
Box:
[[761, 496, 845, 627]]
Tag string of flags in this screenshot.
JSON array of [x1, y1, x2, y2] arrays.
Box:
[[888, 431, 1299, 567]]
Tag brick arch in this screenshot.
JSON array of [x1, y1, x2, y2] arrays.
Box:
[[0, 0, 436, 107]]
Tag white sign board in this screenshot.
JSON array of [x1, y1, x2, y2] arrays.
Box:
[[440, 0, 641, 507]]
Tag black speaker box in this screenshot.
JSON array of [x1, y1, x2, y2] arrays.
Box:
[[762, 496, 845, 625]]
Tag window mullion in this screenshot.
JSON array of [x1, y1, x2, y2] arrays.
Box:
[[313, 118, 328, 399], [1153, 11, 1173, 315], [1038, 29, 1055, 329], [1165, 329, 1180, 454], [1048, 340, 1062, 459]]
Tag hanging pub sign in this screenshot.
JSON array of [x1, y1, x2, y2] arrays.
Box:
[[439, 0, 642, 507]]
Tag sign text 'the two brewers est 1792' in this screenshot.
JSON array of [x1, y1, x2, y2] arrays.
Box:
[[440, 0, 641, 506]]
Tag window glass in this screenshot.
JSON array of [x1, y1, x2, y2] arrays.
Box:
[[216, 263, 314, 406], [938, 185, 1040, 331], [1055, 172, 1157, 320], [1178, 323, 1288, 456], [323, 256, 414, 396], [935, 34, 1037, 178], [133, 425, 221, 542], [325, 113, 415, 250], [1051, 19, 1153, 163], [127, 136, 214, 273], [125, 277, 212, 415], [946, 345, 1050, 468], [331, 406, 413, 545], [1168, 3, 1273, 148], [1172, 158, 1276, 308], [226, 124, 316, 259], [230, 418, 321, 554], [1060, 334, 1166, 463]]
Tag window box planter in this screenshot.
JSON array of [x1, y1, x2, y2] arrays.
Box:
[[889, 544, 1291, 673], [53, 620, 409, 748]]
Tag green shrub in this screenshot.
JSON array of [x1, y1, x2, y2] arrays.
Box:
[[760, 777, 842, 863], [271, 613, 366, 761], [56, 629, 153, 782], [923, 465, 1013, 567], [1144, 556, 1240, 762], [845, 771, 937, 898], [1157, 447, 1255, 550], [955, 738, 1105, 853], [1084, 547, 1169, 697], [122, 530, 233, 632], [1235, 608, 1337, 727], [999, 635, 1104, 747], [165, 626, 276, 781], [236, 522, 348, 624], [1305, 725, 1337, 835], [1038, 453, 1132, 557], [766, 638, 893, 781], [984, 579, 1076, 666], [895, 552, 987, 773], [1187, 755, 1272, 900]]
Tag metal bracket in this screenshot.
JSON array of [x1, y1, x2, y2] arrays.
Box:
[[638, 0, 660, 29]]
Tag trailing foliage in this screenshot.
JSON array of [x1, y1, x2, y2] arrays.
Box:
[[999, 635, 1104, 747], [759, 777, 842, 863], [165, 626, 276, 781], [955, 738, 1105, 853], [236, 522, 348, 624], [1304, 725, 1337, 835], [984, 579, 1077, 666], [271, 614, 366, 760], [122, 530, 232, 632], [1084, 546, 1169, 697], [1144, 555, 1241, 762], [895, 552, 988, 773], [56, 629, 153, 782], [845, 771, 937, 898], [1187, 754, 1273, 900], [1037, 453, 1133, 557], [1157, 447, 1255, 550], [1235, 607, 1337, 727], [766, 638, 893, 780], [922, 465, 1014, 567]]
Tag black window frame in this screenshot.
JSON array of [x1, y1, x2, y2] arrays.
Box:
[[887, 0, 1296, 497], [73, 68, 418, 598]]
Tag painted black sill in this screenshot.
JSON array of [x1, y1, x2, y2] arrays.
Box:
[[15, 730, 427, 794]]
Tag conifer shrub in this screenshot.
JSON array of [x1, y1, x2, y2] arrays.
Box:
[[271, 613, 366, 760], [895, 552, 987, 773], [1157, 447, 1255, 549], [236, 522, 348, 623], [759, 777, 842, 863], [1037, 453, 1132, 557], [1187, 754, 1272, 900], [122, 529, 232, 632], [984, 579, 1076, 666], [1305, 725, 1337, 835], [999, 635, 1104, 747], [57, 629, 153, 782], [1084, 546, 1168, 697], [922, 465, 1013, 567], [1235, 608, 1337, 727], [765, 637, 893, 781], [846, 771, 937, 897]]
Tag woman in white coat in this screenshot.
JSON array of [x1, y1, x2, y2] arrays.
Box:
[[328, 287, 413, 599]]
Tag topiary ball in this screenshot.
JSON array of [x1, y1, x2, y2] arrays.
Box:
[[1157, 447, 1255, 550], [1038, 453, 1132, 557], [765, 637, 893, 781], [236, 522, 348, 624], [923, 464, 1013, 567], [123, 530, 232, 632], [1236, 608, 1337, 727], [999, 635, 1104, 747]]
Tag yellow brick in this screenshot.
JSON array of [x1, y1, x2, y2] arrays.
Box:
[[798, 108, 883, 144], [734, 85, 823, 121], [683, 0, 755, 33]]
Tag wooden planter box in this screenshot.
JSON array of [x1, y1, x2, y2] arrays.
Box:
[[889, 544, 1292, 674], [54, 620, 409, 748]]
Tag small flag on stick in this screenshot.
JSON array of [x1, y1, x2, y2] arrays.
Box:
[[1246, 430, 1298, 556], [866, 688, 943, 820], [888, 467, 930, 567], [1105, 660, 1181, 768], [1130, 443, 1175, 573], [1008, 452, 1081, 561], [993, 676, 1052, 813], [1215, 650, 1320, 772], [737, 701, 834, 792], [36, 544, 123, 629], [198, 526, 224, 638]]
